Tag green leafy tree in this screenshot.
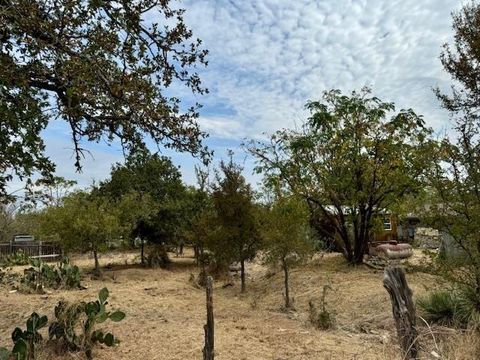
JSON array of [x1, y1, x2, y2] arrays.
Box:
[[182, 167, 212, 263], [210, 158, 261, 293], [38, 191, 120, 276], [115, 191, 158, 264], [0, 0, 210, 202], [98, 153, 187, 266], [248, 88, 434, 264], [429, 2, 480, 317], [262, 195, 314, 309]]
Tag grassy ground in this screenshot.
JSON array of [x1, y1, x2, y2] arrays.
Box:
[[0, 249, 478, 359]]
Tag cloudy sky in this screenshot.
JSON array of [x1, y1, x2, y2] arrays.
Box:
[[34, 0, 462, 190]]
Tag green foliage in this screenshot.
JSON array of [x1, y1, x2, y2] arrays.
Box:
[[0, 312, 48, 360], [0, 0, 210, 202], [262, 195, 314, 308], [428, 2, 480, 315], [49, 287, 125, 360], [248, 88, 435, 264], [3, 250, 30, 266], [209, 158, 262, 292], [417, 290, 456, 326], [22, 257, 81, 291], [37, 191, 120, 273], [263, 196, 314, 267], [98, 153, 191, 263], [417, 288, 480, 329]]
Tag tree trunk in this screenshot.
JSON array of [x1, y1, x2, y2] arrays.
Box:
[[140, 238, 145, 266], [383, 267, 418, 359], [203, 276, 214, 360], [282, 258, 290, 308], [93, 249, 100, 277], [240, 259, 246, 293]]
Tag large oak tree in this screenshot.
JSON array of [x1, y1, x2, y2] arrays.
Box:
[[0, 0, 209, 202]]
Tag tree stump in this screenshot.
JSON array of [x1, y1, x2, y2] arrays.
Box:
[[383, 266, 418, 359], [203, 276, 214, 360]]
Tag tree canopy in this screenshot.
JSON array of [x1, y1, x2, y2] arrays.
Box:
[[209, 158, 261, 292], [0, 0, 210, 202], [248, 88, 435, 264], [429, 2, 480, 312]]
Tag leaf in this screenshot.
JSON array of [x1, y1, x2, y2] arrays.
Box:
[[37, 315, 48, 329], [96, 312, 109, 324], [11, 328, 23, 342], [12, 339, 27, 360], [109, 311, 126, 322], [98, 287, 109, 304], [91, 330, 104, 343], [104, 333, 115, 347]]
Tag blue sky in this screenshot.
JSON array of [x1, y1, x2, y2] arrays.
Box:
[[29, 0, 463, 191]]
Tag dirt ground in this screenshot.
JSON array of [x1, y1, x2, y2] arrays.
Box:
[[0, 249, 478, 359]]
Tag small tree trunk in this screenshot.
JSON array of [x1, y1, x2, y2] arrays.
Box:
[[93, 249, 100, 277], [203, 276, 214, 360], [140, 239, 145, 266], [240, 259, 246, 293], [383, 266, 418, 359], [282, 258, 290, 308]]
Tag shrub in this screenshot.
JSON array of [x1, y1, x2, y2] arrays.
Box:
[[417, 288, 480, 329], [417, 290, 456, 326], [0, 312, 48, 360], [49, 287, 126, 360]]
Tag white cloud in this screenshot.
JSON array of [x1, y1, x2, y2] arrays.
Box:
[[183, 0, 461, 138], [8, 0, 464, 193]]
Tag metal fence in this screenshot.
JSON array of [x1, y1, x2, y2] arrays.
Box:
[[0, 241, 61, 260]]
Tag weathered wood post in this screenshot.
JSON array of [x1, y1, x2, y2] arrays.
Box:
[[203, 276, 214, 360], [383, 266, 418, 359]]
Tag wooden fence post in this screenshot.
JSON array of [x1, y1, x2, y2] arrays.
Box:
[[203, 276, 214, 360], [383, 266, 418, 359]]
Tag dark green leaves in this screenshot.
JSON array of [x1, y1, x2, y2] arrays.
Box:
[[98, 287, 109, 305], [109, 311, 126, 322]]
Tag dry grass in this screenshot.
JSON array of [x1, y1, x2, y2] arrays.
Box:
[[0, 249, 478, 359]]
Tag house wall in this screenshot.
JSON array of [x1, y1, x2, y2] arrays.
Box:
[[372, 214, 398, 243]]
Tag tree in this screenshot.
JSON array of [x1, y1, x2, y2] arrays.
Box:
[[262, 195, 314, 309], [0, 0, 210, 201], [182, 167, 213, 265], [115, 190, 157, 265], [248, 88, 434, 264], [0, 202, 19, 243], [38, 191, 120, 276], [98, 153, 187, 266], [210, 158, 261, 293], [429, 2, 480, 314]]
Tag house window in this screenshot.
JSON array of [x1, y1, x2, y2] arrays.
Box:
[[383, 217, 392, 231]]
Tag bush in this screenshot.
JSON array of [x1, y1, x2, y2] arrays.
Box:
[[417, 288, 480, 329], [417, 290, 456, 326], [49, 287, 126, 360]]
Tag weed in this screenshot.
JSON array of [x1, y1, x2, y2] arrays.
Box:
[[308, 285, 336, 330]]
